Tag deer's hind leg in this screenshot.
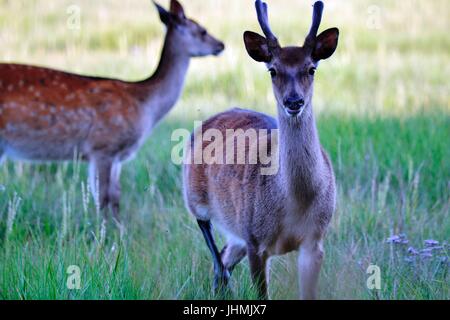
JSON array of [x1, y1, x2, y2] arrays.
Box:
[[197, 219, 230, 295], [89, 157, 114, 219], [108, 161, 122, 221]]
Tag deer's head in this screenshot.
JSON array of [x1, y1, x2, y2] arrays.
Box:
[[244, 1, 338, 118], [154, 0, 225, 57]]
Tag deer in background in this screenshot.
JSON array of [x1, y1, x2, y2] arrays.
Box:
[[183, 0, 338, 299], [0, 0, 224, 220]]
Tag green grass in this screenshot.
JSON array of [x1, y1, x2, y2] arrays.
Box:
[[0, 0, 449, 299]]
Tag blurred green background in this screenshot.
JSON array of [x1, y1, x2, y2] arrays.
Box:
[[0, 0, 448, 299]]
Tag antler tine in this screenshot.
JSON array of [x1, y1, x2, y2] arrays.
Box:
[[255, 0, 279, 48], [305, 1, 324, 47]]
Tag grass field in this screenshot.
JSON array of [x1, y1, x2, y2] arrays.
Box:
[[0, 0, 449, 299]]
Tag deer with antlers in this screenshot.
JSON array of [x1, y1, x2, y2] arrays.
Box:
[[0, 0, 224, 220], [183, 0, 338, 299]]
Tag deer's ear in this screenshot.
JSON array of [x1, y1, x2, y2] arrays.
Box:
[[154, 1, 172, 26], [312, 28, 339, 61], [244, 31, 272, 63], [170, 0, 185, 20]]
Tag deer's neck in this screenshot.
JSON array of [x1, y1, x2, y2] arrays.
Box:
[[278, 105, 324, 203], [136, 30, 190, 128]]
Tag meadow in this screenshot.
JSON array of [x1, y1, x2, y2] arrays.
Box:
[[0, 0, 448, 299]]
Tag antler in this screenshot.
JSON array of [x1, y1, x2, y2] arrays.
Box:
[[304, 1, 324, 48], [255, 0, 279, 50]]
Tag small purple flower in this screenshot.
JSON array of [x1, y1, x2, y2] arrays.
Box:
[[386, 235, 400, 243], [424, 239, 439, 247], [420, 253, 433, 259], [419, 248, 434, 259], [386, 234, 409, 245]]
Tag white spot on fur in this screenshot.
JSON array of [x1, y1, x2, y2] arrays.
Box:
[[5, 102, 19, 109], [111, 115, 125, 126]]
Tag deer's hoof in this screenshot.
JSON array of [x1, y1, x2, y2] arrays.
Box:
[[213, 269, 231, 295]]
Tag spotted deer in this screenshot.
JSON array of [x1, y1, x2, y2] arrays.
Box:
[[183, 0, 338, 299], [0, 0, 224, 220]]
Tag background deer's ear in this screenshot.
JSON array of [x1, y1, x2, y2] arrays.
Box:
[[312, 28, 339, 61], [243, 31, 272, 63], [153, 1, 172, 26], [170, 0, 186, 20]]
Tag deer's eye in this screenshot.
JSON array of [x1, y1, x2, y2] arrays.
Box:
[[269, 68, 277, 78], [308, 67, 316, 76], [200, 30, 207, 37]]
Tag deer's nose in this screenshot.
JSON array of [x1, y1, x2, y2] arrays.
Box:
[[214, 42, 225, 55], [283, 97, 305, 111]]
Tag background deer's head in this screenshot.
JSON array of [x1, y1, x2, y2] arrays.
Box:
[[154, 0, 224, 57]]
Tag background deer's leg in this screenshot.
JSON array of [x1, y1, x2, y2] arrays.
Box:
[[0, 147, 4, 165], [88, 160, 99, 204], [298, 238, 324, 300], [220, 242, 247, 274], [109, 161, 122, 221], [89, 157, 113, 219], [197, 219, 230, 294], [247, 245, 268, 299]]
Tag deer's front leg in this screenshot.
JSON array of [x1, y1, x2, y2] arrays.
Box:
[[298, 238, 324, 300], [247, 245, 268, 300]]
